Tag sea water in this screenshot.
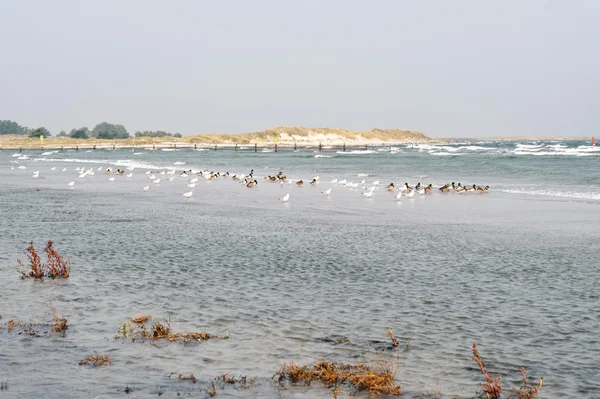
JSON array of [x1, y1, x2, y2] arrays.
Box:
[[0, 140, 599, 398]]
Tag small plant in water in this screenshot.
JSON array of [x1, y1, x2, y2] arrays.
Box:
[[79, 354, 113, 366], [274, 352, 402, 396], [472, 344, 543, 399], [17, 241, 71, 279], [118, 313, 229, 343], [50, 305, 68, 332]]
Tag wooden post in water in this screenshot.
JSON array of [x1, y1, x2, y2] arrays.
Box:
[[275, 144, 278, 152], [153, 139, 156, 152], [214, 144, 217, 151], [254, 143, 257, 152], [294, 142, 297, 151], [343, 142, 346, 152], [194, 143, 197, 151], [112, 142, 115, 151], [235, 144, 238, 151], [76, 145, 79, 152], [319, 142, 322, 152], [60, 146, 63, 152], [19, 144, 22, 153], [365, 144, 368, 150], [93, 141, 96, 151]]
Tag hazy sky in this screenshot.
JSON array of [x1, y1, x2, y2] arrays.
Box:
[[1, 1, 598, 137]]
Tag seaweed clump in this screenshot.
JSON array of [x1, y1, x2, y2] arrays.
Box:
[[274, 353, 401, 396], [17, 241, 71, 279]]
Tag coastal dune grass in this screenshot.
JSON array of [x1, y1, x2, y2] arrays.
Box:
[[0, 126, 435, 148]]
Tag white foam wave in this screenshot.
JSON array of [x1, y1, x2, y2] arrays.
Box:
[[113, 160, 165, 170], [33, 158, 100, 164], [174, 161, 186, 165], [429, 152, 463, 156], [335, 150, 377, 155], [314, 155, 332, 158], [501, 188, 600, 201]]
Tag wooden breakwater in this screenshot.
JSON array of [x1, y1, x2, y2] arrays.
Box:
[[0, 142, 413, 153]]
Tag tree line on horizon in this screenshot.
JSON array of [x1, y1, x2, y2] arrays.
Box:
[[0, 120, 182, 139]]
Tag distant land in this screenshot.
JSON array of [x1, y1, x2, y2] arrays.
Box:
[[0, 126, 441, 149], [449, 136, 593, 141]]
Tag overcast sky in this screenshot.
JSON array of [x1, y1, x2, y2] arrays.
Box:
[[0, 0, 598, 137]]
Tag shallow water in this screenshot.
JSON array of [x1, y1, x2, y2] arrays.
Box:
[[1, 142, 599, 398]]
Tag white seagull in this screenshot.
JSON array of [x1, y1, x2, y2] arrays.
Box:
[[126, 173, 133, 178], [67, 181, 75, 188], [32, 171, 39, 178], [322, 188, 331, 196], [183, 191, 193, 198], [363, 191, 373, 198], [279, 193, 290, 202], [187, 183, 196, 188], [142, 185, 149, 192], [108, 177, 115, 182]]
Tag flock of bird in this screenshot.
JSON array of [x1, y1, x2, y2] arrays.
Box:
[[10, 163, 490, 202]]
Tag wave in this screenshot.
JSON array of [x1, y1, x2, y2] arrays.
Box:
[[501, 188, 600, 201], [314, 155, 332, 158], [32, 157, 100, 164], [429, 152, 463, 156], [174, 161, 186, 165], [335, 150, 377, 155], [515, 143, 543, 149], [113, 159, 166, 170]]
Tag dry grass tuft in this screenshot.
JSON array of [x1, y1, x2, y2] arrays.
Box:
[[515, 367, 543, 399], [274, 353, 401, 396], [49, 305, 68, 332], [17, 241, 71, 279], [208, 382, 217, 396], [215, 373, 258, 389], [387, 328, 399, 348], [472, 344, 502, 399], [131, 313, 153, 324], [118, 314, 228, 343], [79, 354, 113, 366], [472, 344, 543, 399]]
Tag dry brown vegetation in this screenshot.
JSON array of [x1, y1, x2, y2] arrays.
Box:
[[17, 241, 71, 279], [79, 355, 113, 367], [50, 305, 68, 332], [472, 344, 543, 399], [1, 306, 67, 336], [118, 313, 229, 343], [274, 353, 401, 396], [215, 373, 258, 389]]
